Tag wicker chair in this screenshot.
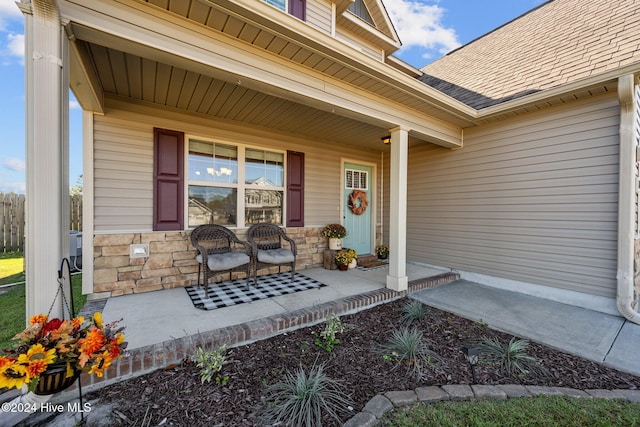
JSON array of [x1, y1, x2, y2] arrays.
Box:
[[247, 223, 297, 284], [190, 224, 252, 298]]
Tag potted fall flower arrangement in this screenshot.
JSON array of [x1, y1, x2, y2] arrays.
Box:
[[334, 250, 356, 271], [0, 312, 127, 395], [376, 245, 389, 260], [345, 248, 358, 269], [323, 223, 347, 250]]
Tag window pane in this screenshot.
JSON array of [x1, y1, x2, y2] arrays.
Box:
[[245, 149, 284, 186], [245, 189, 283, 225], [188, 140, 238, 184], [188, 186, 237, 227], [264, 0, 286, 11]]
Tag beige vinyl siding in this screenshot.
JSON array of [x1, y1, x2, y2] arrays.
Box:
[[93, 98, 381, 232], [306, 0, 332, 34], [407, 94, 620, 298], [335, 28, 383, 61], [94, 116, 154, 232]]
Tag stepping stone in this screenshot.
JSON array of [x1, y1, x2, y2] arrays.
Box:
[[441, 384, 474, 401], [343, 412, 377, 427], [496, 384, 531, 398], [415, 386, 450, 403], [585, 389, 628, 400], [472, 384, 507, 400], [553, 387, 591, 398], [614, 389, 640, 403], [526, 386, 564, 396], [362, 394, 393, 418], [384, 390, 417, 407]]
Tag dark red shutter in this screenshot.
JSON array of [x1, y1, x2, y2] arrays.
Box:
[[289, 0, 306, 20], [286, 151, 304, 227], [153, 128, 184, 231]]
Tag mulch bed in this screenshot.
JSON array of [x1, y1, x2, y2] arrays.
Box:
[[84, 298, 640, 426]]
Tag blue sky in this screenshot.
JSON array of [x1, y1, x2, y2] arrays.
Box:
[[0, 0, 545, 194]]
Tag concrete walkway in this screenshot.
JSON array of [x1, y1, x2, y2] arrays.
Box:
[[410, 280, 640, 377]]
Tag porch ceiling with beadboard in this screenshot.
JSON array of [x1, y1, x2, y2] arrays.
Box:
[[63, 0, 475, 151]]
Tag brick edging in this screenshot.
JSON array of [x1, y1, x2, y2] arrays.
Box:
[[343, 384, 640, 426]]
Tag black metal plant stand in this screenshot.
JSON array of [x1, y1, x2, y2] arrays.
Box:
[[54, 257, 86, 424]]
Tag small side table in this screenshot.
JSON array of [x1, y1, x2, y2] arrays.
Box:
[[323, 249, 338, 270]]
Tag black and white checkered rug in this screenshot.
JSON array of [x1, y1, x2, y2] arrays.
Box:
[[185, 272, 326, 311]]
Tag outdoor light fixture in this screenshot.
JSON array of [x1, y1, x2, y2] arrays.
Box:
[[461, 345, 480, 384], [381, 135, 391, 144]]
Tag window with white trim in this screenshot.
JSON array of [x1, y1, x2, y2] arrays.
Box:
[[187, 138, 284, 227], [264, 0, 286, 11], [345, 169, 368, 190], [263, 0, 305, 20]]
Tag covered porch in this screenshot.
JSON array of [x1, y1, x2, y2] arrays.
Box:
[[22, 0, 471, 320]]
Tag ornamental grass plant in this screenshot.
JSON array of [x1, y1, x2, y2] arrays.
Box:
[[259, 362, 353, 427], [399, 299, 431, 326], [380, 327, 443, 381], [478, 336, 545, 378]]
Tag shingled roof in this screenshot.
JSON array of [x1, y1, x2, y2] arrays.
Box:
[[419, 0, 640, 109]]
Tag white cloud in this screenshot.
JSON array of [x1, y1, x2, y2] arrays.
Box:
[[70, 99, 81, 110], [0, 180, 25, 194], [0, 0, 22, 32], [384, 0, 460, 56], [4, 157, 25, 171], [7, 32, 22, 56], [4, 31, 23, 64], [0, 0, 22, 18]]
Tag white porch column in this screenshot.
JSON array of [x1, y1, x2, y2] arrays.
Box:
[[24, 1, 69, 320], [386, 126, 409, 291]]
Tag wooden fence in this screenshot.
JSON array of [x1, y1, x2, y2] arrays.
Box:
[[0, 193, 83, 253]]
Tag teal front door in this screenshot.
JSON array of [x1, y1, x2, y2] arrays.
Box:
[[343, 163, 372, 255]]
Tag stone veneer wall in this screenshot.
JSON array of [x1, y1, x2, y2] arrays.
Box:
[[93, 227, 327, 297]]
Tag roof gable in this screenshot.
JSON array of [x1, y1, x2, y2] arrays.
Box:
[[421, 0, 640, 109], [336, 0, 401, 54]]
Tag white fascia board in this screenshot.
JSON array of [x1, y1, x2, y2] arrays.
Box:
[[476, 62, 640, 120], [68, 37, 104, 113], [336, 12, 400, 52]]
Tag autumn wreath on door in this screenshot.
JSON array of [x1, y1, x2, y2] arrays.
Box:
[[348, 190, 368, 215]]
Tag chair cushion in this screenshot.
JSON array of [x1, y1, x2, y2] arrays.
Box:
[[207, 252, 250, 271], [257, 249, 295, 264]]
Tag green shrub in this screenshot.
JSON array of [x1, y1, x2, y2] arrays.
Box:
[[313, 313, 345, 352], [259, 363, 353, 427], [192, 343, 230, 385]]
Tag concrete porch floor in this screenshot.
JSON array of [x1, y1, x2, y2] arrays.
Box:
[[100, 262, 449, 350]]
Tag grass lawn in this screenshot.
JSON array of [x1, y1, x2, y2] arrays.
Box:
[[0, 252, 86, 350], [383, 395, 640, 426], [0, 251, 25, 286]]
